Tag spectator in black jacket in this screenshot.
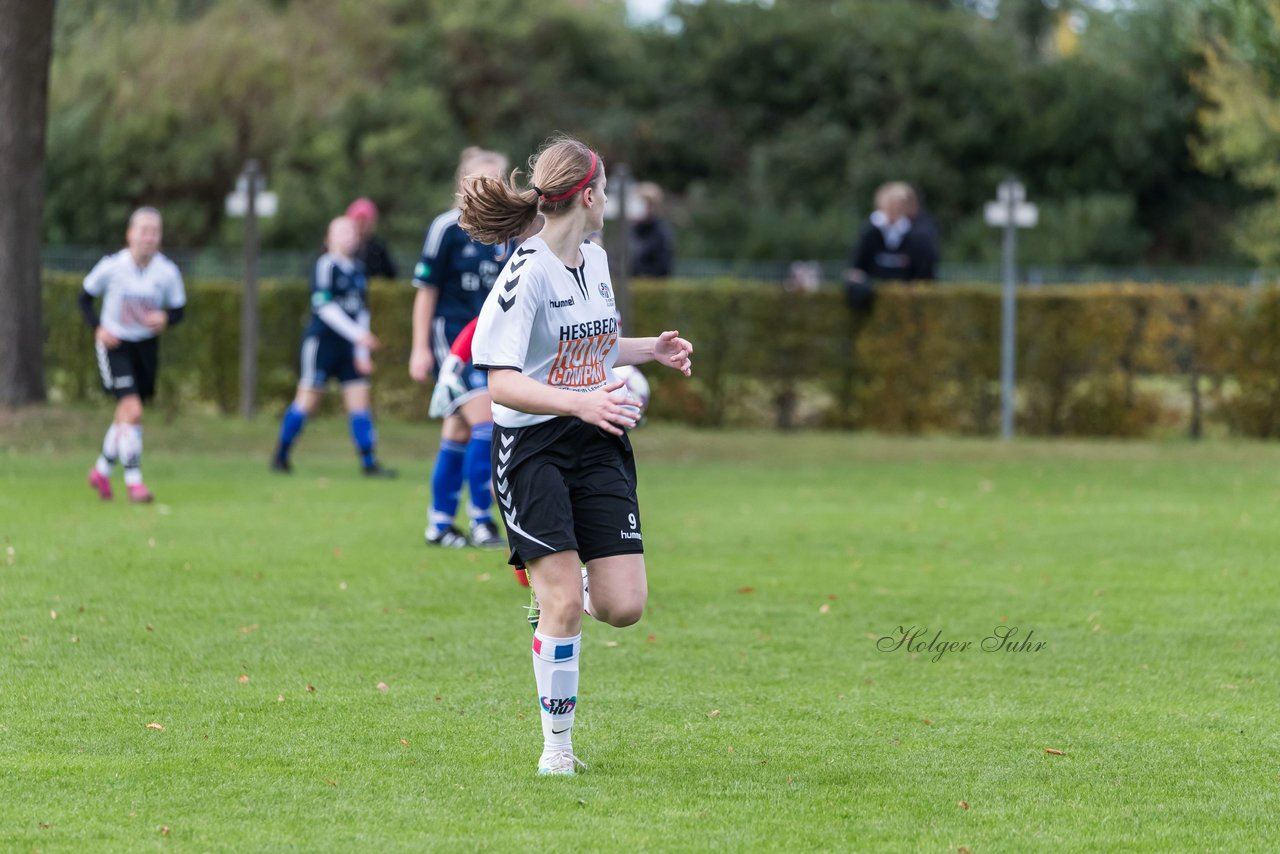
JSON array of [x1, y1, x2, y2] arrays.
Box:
[[628, 182, 675, 278], [844, 182, 937, 312], [346, 198, 398, 280]]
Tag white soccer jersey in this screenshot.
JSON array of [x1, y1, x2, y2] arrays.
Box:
[[83, 249, 186, 342], [473, 236, 621, 428]]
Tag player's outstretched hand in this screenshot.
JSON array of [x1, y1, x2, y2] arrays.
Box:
[[575, 379, 639, 436], [359, 332, 381, 351], [408, 347, 434, 384], [654, 330, 693, 376], [94, 326, 121, 348], [143, 311, 169, 333]]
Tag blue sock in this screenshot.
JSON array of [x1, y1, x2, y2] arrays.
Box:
[[349, 410, 377, 468], [465, 422, 494, 526], [430, 439, 467, 532], [277, 404, 307, 458]]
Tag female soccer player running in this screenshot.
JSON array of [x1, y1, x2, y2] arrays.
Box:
[[81, 207, 186, 503], [462, 136, 693, 775], [272, 216, 395, 477], [410, 147, 514, 549]]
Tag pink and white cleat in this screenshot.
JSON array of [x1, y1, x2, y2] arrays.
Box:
[[126, 483, 154, 504], [87, 468, 113, 501]]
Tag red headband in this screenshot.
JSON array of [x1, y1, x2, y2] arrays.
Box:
[[540, 151, 597, 203]]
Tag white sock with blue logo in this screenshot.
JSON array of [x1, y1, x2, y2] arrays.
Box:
[[532, 631, 580, 752]]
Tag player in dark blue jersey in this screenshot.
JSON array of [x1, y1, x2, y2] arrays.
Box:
[[409, 147, 513, 548], [272, 216, 395, 477]]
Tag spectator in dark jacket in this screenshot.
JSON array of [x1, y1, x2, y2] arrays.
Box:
[[844, 182, 936, 312], [346, 198, 398, 280], [629, 182, 675, 278]]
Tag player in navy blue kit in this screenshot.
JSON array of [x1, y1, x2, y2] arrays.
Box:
[[461, 136, 694, 775], [409, 147, 513, 549], [272, 216, 395, 477], [80, 207, 186, 503]]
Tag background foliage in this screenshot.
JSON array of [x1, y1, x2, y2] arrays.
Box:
[[43, 274, 1280, 438], [43, 0, 1256, 267]]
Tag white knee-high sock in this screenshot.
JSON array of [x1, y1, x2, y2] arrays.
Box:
[[532, 632, 580, 751], [118, 425, 144, 487], [95, 424, 120, 477], [581, 567, 595, 619]]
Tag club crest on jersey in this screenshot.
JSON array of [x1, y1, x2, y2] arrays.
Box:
[[540, 695, 577, 715], [598, 282, 615, 307]]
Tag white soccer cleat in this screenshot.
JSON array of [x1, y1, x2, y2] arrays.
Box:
[[537, 749, 587, 776]]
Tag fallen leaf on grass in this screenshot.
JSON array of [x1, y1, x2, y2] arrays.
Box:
[[708, 709, 721, 718], [400, 739, 409, 746], [307, 684, 317, 693], [147, 538, 156, 548], [146, 625, 153, 632], [160, 826, 170, 836], [70, 636, 79, 643], [827, 594, 838, 601], [958, 800, 970, 810], [277, 695, 284, 703], [959, 847, 973, 853], [50, 611, 57, 621], [327, 780, 337, 786], [605, 641, 618, 648], [338, 581, 348, 591], [333, 548, 343, 558], [146, 722, 165, 731], [239, 674, 249, 684], [238, 624, 259, 634], [726, 746, 734, 753], [434, 695, 442, 703], [922, 719, 933, 725], [475, 573, 491, 583], [377, 682, 389, 693], [737, 586, 755, 594], [1044, 748, 1065, 756], [818, 604, 830, 614], [646, 634, 657, 643]]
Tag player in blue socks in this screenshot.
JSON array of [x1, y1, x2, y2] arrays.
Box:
[[272, 216, 396, 478], [409, 147, 512, 548]]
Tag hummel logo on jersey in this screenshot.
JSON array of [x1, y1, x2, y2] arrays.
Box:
[[620, 530, 642, 540], [549, 296, 575, 308]]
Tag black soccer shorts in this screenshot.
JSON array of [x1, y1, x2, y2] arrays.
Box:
[[95, 337, 159, 401], [299, 333, 364, 389], [493, 416, 644, 566]]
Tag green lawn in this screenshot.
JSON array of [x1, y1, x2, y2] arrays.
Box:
[[2, 407, 1279, 852]]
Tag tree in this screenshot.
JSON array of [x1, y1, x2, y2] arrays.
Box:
[[1192, 0, 1280, 267], [0, 0, 56, 405]]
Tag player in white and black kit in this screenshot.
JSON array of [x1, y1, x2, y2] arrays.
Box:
[[80, 207, 187, 503], [461, 137, 694, 776]]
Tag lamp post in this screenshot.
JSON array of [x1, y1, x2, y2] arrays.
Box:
[[225, 161, 278, 419], [983, 177, 1038, 440]]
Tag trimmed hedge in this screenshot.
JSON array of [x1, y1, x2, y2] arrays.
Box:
[[40, 273, 1280, 437]]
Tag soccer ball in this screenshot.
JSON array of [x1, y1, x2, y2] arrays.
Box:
[[612, 365, 651, 420]]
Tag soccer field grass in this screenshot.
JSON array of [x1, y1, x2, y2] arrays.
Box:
[[3, 408, 1279, 852]]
